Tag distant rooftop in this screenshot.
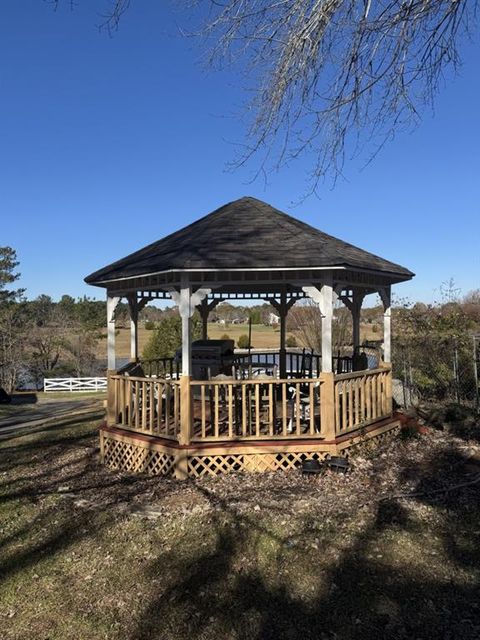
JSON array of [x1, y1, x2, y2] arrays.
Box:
[[85, 196, 413, 285]]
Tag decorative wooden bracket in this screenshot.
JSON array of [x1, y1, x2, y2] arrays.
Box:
[[165, 286, 212, 318], [378, 286, 391, 311], [302, 284, 337, 317], [107, 295, 121, 322]]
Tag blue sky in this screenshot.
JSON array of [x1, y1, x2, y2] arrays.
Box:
[[1, 1, 479, 305]]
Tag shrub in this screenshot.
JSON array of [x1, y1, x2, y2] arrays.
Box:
[[144, 320, 156, 330], [286, 334, 298, 347], [237, 334, 251, 349], [220, 333, 231, 341], [143, 315, 201, 360]]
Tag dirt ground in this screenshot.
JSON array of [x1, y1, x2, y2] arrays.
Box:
[[1, 412, 480, 639]]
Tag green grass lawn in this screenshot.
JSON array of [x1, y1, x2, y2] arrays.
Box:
[[1, 416, 480, 639]]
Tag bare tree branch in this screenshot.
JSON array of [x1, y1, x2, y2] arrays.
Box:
[[48, 0, 478, 191], [195, 0, 477, 190]]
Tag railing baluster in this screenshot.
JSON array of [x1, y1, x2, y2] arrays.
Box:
[[150, 382, 155, 433], [201, 384, 206, 439], [366, 376, 371, 420], [155, 382, 161, 435], [268, 383, 274, 436], [114, 377, 119, 423], [341, 381, 347, 431], [174, 384, 180, 435], [334, 381, 340, 433], [354, 378, 359, 426], [255, 383, 260, 437], [141, 381, 147, 430], [214, 385, 219, 438], [228, 385, 233, 438], [295, 383, 301, 435], [133, 381, 139, 429], [348, 379, 354, 429], [309, 382, 315, 434], [165, 382, 170, 434], [242, 384, 247, 437], [282, 382, 287, 436]]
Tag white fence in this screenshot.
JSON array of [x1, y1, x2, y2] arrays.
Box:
[[44, 377, 107, 393]]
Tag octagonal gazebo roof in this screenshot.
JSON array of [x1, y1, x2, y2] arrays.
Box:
[[85, 197, 413, 290]]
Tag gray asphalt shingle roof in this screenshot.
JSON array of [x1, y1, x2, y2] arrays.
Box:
[[85, 196, 413, 284]]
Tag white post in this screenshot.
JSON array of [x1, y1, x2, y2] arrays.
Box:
[[168, 284, 211, 377], [380, 286, 392, 364], [179, 276, 192, 377], [129, 303, 138, 362], [320, 282, 333, 373], [279, 296, 287, 380], [107, 294, 121, 371], [302, 277, 335, 373]]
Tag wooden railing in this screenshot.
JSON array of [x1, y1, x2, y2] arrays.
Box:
[[334, 366, 392, 435], [109, 374, 181, 440], [107, 366, 392, 444], [190, 377, 324, 441]]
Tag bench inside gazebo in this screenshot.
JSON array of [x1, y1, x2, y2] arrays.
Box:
[[85, 197, 413, 479]]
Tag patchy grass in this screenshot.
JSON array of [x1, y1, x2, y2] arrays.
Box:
[[1, 417, 480, 639]]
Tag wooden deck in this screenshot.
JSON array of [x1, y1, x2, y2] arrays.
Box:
[[102, 365, 394, 478]]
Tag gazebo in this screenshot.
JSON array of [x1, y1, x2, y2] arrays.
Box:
[[85, 197, 413, 478]]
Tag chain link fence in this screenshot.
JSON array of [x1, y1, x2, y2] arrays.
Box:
[[392, 334, 480, 411]]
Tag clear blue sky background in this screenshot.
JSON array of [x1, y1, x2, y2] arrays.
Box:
[[1, 1, 479, 305]]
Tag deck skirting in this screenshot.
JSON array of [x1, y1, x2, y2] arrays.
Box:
[[100, 416, 401, 479]]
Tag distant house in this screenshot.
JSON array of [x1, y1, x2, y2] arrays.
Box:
[[268, 312, 280, 325]]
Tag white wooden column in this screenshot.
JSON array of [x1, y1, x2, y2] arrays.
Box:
[[179, 278, 192, 377], [379, 286, 392, 363], [107, 294, 121, 371], [127, 295, 149, 362], [320, 282, 334, 373], [303, 276, 335, 373], [169, 282, 211, 377]]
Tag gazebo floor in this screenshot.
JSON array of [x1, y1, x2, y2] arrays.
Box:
[[99, 416, 401, 479]]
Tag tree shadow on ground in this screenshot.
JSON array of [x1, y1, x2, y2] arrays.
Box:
[[10, 393, 38, 405], [128, 436, 480, 640], [2, 421, 480, 640], [0, 420, 181, 588]]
